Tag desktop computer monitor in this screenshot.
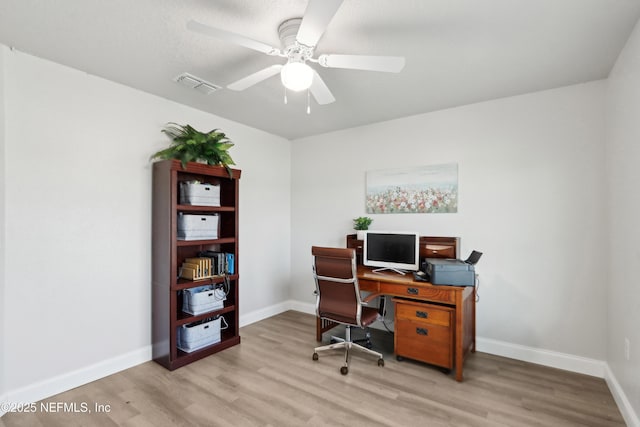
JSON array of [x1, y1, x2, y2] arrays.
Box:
[[363, 231, 420, 274]]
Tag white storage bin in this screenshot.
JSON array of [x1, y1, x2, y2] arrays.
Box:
[[177, 316, 228, 353], [182, 285, 226, 315], [177, 213, 219, 240], [179, 181, 220, 207]]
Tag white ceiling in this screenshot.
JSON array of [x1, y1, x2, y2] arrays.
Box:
[[1, 0, 639, 140]]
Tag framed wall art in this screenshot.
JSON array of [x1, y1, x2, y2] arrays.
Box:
[[365, 163, 458, 214]]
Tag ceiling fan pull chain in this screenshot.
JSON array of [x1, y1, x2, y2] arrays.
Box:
[[307, 89, 311, 114], [284, 87, 288, 104]]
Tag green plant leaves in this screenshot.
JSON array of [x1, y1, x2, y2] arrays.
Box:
[[151, 123, 236, 178], [353, 216, 373, 230]]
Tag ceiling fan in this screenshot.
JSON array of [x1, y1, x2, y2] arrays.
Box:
[[187, 0, 405, 110]]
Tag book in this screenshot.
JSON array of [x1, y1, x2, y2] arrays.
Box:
[[198, 251, 235, 275], [226, 253, 234, 275], [180, 266, 198, 280]]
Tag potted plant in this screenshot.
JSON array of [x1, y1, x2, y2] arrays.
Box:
[[353, 216, 373, 240], [151, 123, 236, 178]]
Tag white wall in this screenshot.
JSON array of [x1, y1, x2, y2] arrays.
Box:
[[2, 48, 290, 402], [233, 114, 291, 321], [0, 46, 7, 402], [291, 82, 608, 362], [606, 17, 640, 425]]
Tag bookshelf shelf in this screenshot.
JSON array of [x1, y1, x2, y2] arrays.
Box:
[[177, 205, 235, 213], [176, 237, 236, 247], [176, 305, 236, 326], [173, 274, 239, 291]]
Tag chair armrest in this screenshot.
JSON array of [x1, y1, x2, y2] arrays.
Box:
[[361, 292, 382, 305]]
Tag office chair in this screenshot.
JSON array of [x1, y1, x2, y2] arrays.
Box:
[[311, 246, 384, 375]]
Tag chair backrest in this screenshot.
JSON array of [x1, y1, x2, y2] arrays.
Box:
[[311, 246, 363, 327]]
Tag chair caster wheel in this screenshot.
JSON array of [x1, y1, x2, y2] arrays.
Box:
[[396, 356, 404, 361], [312, 353, 319, 361], [377, 358, 384, 367], [340, 366, 348, 375]]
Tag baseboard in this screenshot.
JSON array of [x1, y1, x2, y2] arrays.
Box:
[[604, 364, 640, 427], [3, 346, 151, 409], [0, 393, 8, 417], [239, 301, 292, 327], [239, 300, 315, 327], [475, 336, 606, 378], [285, 300, 315, 316]]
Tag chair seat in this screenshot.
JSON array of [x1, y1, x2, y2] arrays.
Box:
[[320, 307, 379, 327], [360, 307, 379, 327]]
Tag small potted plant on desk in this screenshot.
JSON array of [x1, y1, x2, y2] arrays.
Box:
[[353, 216, 373, 241]]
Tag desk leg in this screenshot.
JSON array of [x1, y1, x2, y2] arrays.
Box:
[[454, 290, 467, 382], [454, 287, 476, 382], [472, 287, 476, 353], [316, 317, 339, 342]]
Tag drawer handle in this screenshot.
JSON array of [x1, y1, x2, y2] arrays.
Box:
[[416, 310, 428, 319], [416, 327, 428, 336], [432, 250, 438, 253], [407, 287, 419, 295]]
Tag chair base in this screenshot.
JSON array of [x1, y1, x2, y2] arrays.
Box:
[[312, 326, 384, 375], [331, 329, 373, 349]]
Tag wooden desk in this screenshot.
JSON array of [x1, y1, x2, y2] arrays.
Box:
[[316, 265, 476, 382]]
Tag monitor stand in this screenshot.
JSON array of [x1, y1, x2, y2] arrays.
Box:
[[372, 267, 407, 275]]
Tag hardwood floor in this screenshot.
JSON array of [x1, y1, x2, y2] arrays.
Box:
[[1, 311, 625, 426]]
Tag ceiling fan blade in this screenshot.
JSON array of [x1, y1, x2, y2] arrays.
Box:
[[227, 64, 283, 91], [309, 70, 335, 105], [318, 54, 405, 73], [187, 20, 281, 56], [296, 0, 344, 47]]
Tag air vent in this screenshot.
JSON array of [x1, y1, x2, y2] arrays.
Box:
[[174, 73, 221, 95]]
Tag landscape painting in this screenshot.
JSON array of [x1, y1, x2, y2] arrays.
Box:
[[366, 163, 458, 214]]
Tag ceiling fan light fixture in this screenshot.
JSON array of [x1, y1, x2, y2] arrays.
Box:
[[280, 61, 313, 92]]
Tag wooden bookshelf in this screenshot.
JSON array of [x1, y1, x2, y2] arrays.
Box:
[[152, 160, 241, 370]]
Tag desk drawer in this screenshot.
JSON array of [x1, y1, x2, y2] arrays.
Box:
[[380, 283, 455, 303], [395, 319, 453, 369], [395, 300, 451, 327], [419, 237, 458, 259], [394, 299, 454, 369], [421, 244, 456, 259]]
